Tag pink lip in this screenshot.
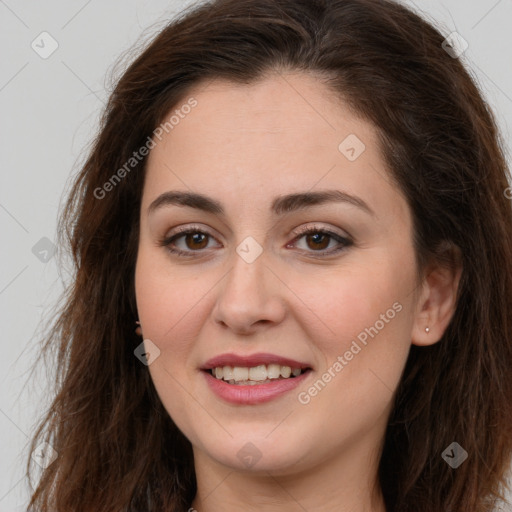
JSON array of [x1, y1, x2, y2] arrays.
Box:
[[202, 368, 312, 405], [201, 352, 312, 370]]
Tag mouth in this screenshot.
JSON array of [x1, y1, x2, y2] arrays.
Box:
[[204, 364, 312, 385], [200, 353, 313, 404]]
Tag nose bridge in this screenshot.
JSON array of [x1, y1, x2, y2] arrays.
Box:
[[213, 237, 285, 332]]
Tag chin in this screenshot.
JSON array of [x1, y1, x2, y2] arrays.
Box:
[[195, 431, 314, 474]]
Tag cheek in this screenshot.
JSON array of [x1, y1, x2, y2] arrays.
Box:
[[134, 247, 210, 437], [134, 250, 202, 396], [293, 253, 414, 351], [135, 245, 208, 345], [290, 253, 415, 405]]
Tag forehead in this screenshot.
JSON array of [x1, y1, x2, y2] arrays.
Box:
[[142, 72, 408, 224]]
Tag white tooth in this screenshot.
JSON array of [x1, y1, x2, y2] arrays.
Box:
[[215, 367, 224, 379], [291, 368, 301, 377], [267, 364, 281, 379], [280, 366, 291, 378], [233, 366, 249, 381], [249, 365, 268, 381], [223, 366, 234, 380]]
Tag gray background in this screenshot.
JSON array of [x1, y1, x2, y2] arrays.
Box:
[[1, 0, 511, 509]]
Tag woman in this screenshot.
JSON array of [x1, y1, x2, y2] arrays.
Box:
[[26, 0, 512, 510]]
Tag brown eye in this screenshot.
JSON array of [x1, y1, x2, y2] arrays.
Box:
[[160, 225, 352, 259], [304, 232, 330, 251], [160, 227, 219, 257], [291, 226, 353, 256], [183, 232, 209, 250]]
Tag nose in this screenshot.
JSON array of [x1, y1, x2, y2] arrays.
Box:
[[212, 245, 286, 335]]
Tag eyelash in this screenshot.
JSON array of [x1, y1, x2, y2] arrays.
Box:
[[158, 224, 353, 258]]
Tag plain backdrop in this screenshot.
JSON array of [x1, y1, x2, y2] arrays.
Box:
[[1, 0, 511, 509]]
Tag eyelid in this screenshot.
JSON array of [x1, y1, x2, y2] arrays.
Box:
[[159, 223, 218, 246], [287, 224, 353, 256], [291, 223, 351, 240], [159, 222, 353, 257], [162, 222, 350, 242]]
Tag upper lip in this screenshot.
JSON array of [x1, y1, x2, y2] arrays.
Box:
[[201, 352, 312, 370]]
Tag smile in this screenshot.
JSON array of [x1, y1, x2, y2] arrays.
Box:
[[210, 363, 305, 384], [200, 352, 313, 404]]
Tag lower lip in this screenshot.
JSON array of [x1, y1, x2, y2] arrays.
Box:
[[202, 369, 311, 405]]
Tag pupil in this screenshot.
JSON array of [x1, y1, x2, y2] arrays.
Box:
[[308, 233, 328, 250], [187, 233, 207, 249]]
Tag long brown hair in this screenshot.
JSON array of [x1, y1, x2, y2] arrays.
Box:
[[25, 0, 512, 510]]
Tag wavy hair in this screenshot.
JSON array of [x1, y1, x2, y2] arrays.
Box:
[[26, 0, 512, 510]]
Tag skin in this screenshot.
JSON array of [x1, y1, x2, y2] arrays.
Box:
[[134, 72, 461, 512]]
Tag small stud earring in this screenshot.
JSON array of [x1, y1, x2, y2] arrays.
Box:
[[425, 327, 430, 333], [135, 320, 142, 336]]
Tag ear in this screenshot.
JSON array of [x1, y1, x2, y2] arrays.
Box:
[[411, 242, 463, 346]]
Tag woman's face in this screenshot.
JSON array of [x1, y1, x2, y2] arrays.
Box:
[[135, 72, 424, 477]]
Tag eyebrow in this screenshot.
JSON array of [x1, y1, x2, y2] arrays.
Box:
[[147, 189, 375, 217]]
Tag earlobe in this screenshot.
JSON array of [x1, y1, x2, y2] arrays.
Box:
[[135, 319, 143, 337], [411, 244, 463, 347]]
